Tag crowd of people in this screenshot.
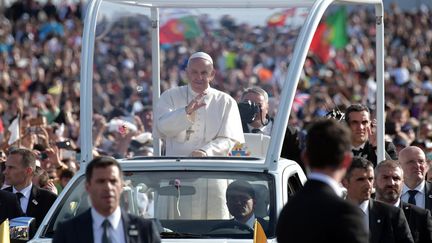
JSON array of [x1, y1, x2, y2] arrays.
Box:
[[0, 1, 432, 239]]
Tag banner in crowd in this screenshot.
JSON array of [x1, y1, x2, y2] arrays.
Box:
[[309, 6, 348, 62], [266, 8, 308, 28], [160, 16, 202, 44]]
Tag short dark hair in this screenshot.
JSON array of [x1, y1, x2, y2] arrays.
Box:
[[375, 159, 402, 177], [9, 148, 36, 172], [306, 119, 352, 169], [345, 157, 374, 180], [226, 180, 255, 199], [85, 156, 122, 182], [345, 104, 370, 123], [60, 169, 75, 180]]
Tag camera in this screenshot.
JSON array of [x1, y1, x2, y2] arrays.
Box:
[[238, 100, 260, 124], [56, 141, 72, 149], [39, 152, 48, 160]]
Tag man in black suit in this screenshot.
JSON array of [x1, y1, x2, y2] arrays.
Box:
[[345, 104, 398, 167], [399, 146, 432, 212], [0, 189, 23, 224], [343, 157, 413, 243], [375, 159, 432, 243], [276, 119, 368, 243], [52, 156, 161, 243], [3, 148, 57, 228]]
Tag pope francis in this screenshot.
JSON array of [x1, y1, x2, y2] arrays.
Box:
[[155, 52, 245, 157]]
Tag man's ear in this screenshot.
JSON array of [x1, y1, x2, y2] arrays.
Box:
[[341, 177, 348, 188]]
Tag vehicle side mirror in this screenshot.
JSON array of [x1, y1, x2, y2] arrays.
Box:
[[10, 217, 36, 242]]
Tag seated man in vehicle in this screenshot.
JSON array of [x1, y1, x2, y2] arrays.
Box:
[[224, 180, 268, 230]]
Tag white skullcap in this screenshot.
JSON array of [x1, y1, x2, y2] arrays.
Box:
[[188, 52, 213, 65]]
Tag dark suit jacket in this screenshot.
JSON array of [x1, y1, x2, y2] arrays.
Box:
[[369, 199, 414, 243], [400, 201, 432, 243], [52, 209, 161, 243], [276, 180, 368, 243], [4, 185, 57, 228], [425, 181, 432, 212], [0, 189, 24, 224], [352, 140, 398, 167]]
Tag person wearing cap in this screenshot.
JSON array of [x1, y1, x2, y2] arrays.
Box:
[[155, 52, 244, 157]]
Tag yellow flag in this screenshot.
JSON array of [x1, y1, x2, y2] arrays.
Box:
[[0, 219, 10, 243], [253, 219, 267, 243]]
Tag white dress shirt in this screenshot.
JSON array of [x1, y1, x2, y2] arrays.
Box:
[[91, 207, 125, 243], [244, 213, 256, 230], [308, 172, 344, 197], [401, 181, 425, 209], [155, 85, 244, 156], [247, 120, 273, 136], [359, 200, 369, 231], [13, 183, 33, 213]]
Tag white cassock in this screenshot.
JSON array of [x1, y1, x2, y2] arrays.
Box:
[[155, 85, 245, 156]]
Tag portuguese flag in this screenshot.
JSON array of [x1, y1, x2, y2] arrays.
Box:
[[309, 7, 348, 62], [160, 16, 202, 44]]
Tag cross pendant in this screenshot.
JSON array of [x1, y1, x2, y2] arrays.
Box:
[[185, 128, 194, 141]]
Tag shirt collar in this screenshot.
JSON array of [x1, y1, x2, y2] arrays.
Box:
[[394, 198, 401, 207], [244, 213, 256, 229], [402, 180, 425, 195], [352, 142, 366, 151], [188, 84, 210, 96], [13, 183, 33, 199], [91, 206, 122, 229], [308, 172, 344, 197], [359, 200, 369, 214]]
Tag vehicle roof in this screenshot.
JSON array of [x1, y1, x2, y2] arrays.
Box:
[[116, 156, 299, 172], [103, 0, 382, 8]]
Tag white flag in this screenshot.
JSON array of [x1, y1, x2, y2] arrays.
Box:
[[8, 116, 20, 145]]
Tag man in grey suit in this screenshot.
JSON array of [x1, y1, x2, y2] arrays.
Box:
[[53, 156, 160, 243], [276, 119, 368, 243]]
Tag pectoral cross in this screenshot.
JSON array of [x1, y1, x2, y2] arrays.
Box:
[[185, 127, 194, 141]]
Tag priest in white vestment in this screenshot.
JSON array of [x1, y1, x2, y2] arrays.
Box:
[[155, 52, 245, 157]]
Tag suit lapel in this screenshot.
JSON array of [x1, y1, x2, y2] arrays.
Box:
[[79, 209, 94, 243], [425, 181, 432, 211], [400, 202, 412, 224], [26, 185, 38, 216], [122, 211, 131, 243], [122, 210, 140, 243], [369, 200, 383, 243]]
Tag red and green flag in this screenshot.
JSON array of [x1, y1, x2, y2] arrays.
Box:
[[160, 16, 202, 44], [309, 7, 348, 62]]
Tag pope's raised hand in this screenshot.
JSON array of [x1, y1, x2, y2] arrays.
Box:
[[186, 92, 207, 115]]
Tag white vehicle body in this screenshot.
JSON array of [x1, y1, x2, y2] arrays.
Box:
[[29, 0, 385, 242]]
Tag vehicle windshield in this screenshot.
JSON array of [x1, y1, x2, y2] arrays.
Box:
[[43, 170, 276, 239], [89, 2, 312, 158]]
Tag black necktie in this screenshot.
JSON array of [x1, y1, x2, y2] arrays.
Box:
[[408, 190, 418, 205], [102, 219, 112, 243], [16, 192, 24, 206], [251, 128, 262, 134], [352, 148, 364, 157]]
